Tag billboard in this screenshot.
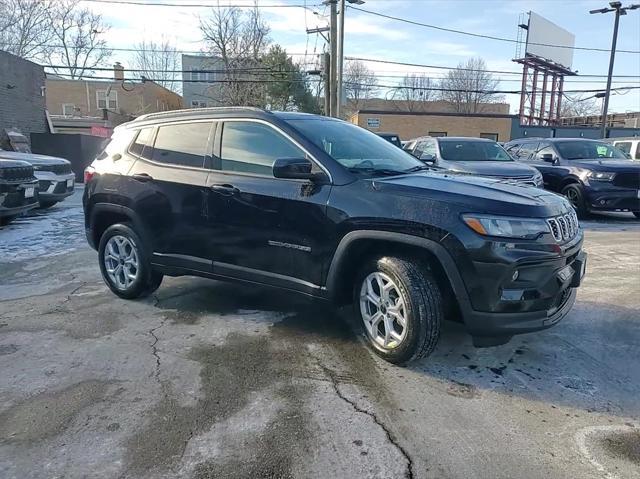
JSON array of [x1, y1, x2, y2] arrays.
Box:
[[526, 12, 575, 69]]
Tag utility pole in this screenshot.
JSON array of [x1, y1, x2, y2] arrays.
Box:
[[336, 0, 345, 118], [589, 2, 639, 138], [329, 0, 338, 117], [323, 52, 331, 116]]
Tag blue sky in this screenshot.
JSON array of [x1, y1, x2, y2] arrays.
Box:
[[87, 0, 640, 113]]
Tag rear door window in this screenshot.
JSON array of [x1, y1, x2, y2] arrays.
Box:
[[151, 122, 212, 168]]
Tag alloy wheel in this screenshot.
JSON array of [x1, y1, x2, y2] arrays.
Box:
[[359, 272, 408, 349], [104, 235, 139, 290]]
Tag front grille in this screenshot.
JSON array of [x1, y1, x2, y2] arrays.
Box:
[[488, 174, 536, 186], [0, 165, 34, 182], [612, 172, 640, 189], [37, 163, 72, 175], [547, 210, 579, 243]]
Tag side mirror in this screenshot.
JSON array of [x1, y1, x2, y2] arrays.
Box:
[[541, 153, 556, 164], [420, 154, 436, 164], [273, 157, 315, 180]]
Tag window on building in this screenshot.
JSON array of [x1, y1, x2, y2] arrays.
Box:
[[428, 131, 447, 137], [62, 104, 76, 116], [207, 71, 216, 82], [151, 122, 212, 168], [220, 121, 304, 176], [480, 133, 499, 141], [129, 128, 155, 159], [96, 90, 118, 110]]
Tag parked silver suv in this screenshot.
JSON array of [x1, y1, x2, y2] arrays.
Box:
[[0, 150, 75, 208]]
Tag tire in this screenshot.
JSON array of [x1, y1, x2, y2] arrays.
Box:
[[98, 223, 163, 299], [353, 256, 443, 365], [38, 201, 58, 209], [561, 183, 589, 219], [634, 212, 640, 219]]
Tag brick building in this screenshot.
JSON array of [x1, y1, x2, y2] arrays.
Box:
[[46, 63, 183, 126], [0, 50, 47, 147], [352, 110, 515, 142]]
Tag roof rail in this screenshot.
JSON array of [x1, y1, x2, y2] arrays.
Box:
[[133, 106, 269, 123]]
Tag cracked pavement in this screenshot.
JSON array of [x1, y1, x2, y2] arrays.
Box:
[[1, 190, 639, 479]]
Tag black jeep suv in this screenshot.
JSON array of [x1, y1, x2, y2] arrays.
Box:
[[83, 108, 586, 364], [505, 138, 640, 218]]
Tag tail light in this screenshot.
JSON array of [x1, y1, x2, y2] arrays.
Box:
[[84, 166, 96, 184]]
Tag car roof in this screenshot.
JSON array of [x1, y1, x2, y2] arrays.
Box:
[[509, 137, 606, 143], [413, 136, 495, 142]]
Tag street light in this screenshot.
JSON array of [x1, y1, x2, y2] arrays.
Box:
[[589, 2, 639, 138]]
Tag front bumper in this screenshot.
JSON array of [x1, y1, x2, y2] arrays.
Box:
[[35, 171, 75, 202], [455, 233, 586, 339], [0, 179, 39, 217], [585, 184, 640, 212]]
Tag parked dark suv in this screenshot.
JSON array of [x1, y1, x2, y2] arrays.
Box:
[[84, 108, 586, 364], [505, 138, 640, 218], [406, 136, 544, 187], [0, 159, 39, 225]]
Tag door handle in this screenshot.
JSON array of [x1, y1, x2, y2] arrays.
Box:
[[209, 184, 239, 195], [132, 173, 153, 182]]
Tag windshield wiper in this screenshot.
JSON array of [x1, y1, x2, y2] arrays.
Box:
[[347, 167, 407, 176], [404, 165, 431, 173]]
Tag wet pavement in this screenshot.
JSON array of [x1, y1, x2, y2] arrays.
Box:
[[1, 189, 639, 479]]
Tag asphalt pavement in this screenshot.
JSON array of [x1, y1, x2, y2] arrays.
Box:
[[0, 189, 639, 479]]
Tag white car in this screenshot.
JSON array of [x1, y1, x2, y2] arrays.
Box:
[[610, 138, 640, 161]]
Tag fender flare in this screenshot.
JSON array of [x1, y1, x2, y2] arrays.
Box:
[[89, 203, 149, 248], [324, 230, 472, 311]]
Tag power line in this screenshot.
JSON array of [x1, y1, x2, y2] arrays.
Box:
[[79, 0, 320, 7], [347, 5, 640, 54], [49, 72, 640, 94], [346, 56, 640, 78]]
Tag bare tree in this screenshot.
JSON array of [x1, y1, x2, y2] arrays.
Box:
[[560, 93, 601, 119], [0, 0, 55, 59], [46, 0, 111, 79], [344, 59, 378, 115], [199, 4, 270, 106], [439, 57, 502, 113], [392, 74, 436, 112], [132, 38, 179, 92]]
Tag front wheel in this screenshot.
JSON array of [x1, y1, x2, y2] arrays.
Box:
[[562, 183, 590, 219], [354, 256, 443, 365], [98, 223, 163, 299]]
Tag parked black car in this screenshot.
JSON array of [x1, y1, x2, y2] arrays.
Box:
[[84, 108, 586, 364], [0, 159, 39, 225], [0, 150, 75, 208], [376, 132, 402, 148], [406, 136, 544, 187], [505, 138, 640, 218]]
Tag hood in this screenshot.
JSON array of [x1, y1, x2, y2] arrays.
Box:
[[440, 160, 538, 177], [374, 172, 571, 218], [568, 159, 640, 172], [0, 159, 33, 169], [0, 150, 70, 166]]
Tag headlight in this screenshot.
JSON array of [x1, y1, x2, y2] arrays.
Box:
[[462, 214, 549, 239], [533, 171, 543, 187], [587, 171, 616, 182]]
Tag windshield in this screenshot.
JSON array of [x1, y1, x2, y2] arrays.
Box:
[[286, 119, 424, 175], [438, 140, 513, 162], [556, 141, 628, 160]]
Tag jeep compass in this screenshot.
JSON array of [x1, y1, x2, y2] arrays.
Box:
[[83, 108, 586, 364]]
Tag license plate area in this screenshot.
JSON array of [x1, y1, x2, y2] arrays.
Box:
[[24, 187, 35, 198], [67, 178, 74, 188]]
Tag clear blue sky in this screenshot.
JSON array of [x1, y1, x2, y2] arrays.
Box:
[[90, 0, 640, 113]]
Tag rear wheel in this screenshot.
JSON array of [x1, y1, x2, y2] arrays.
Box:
[[354, 256, 442, 365], [98, 223, 163, 299], [0, 215, 17, 226], [562, 183, 589, 219]]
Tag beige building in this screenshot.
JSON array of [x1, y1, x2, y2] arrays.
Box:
[[45, 64, 182, 127], [351, 110, 516, 142]]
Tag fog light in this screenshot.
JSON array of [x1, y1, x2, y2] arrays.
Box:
[[600, 199, 606, 205], [512, 270, 519, 282]]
